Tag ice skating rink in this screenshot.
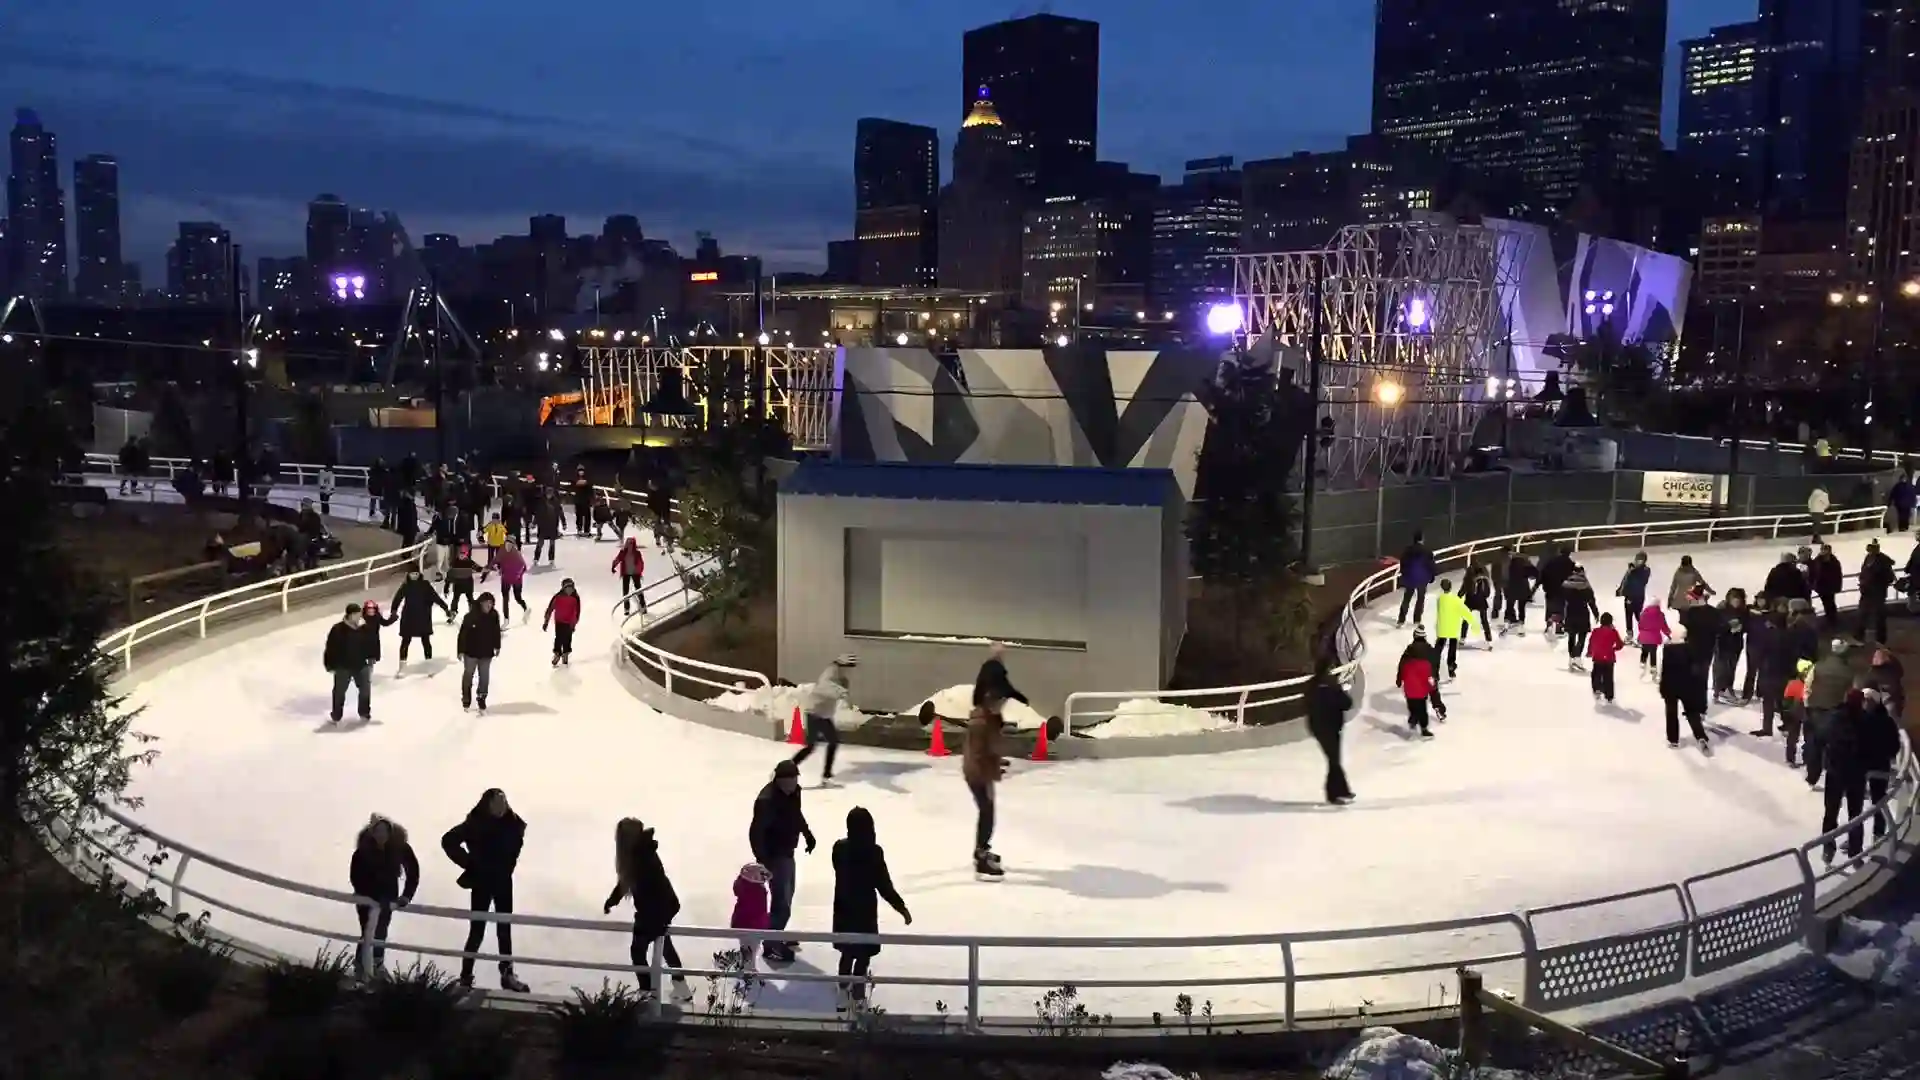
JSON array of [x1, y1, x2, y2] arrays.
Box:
[[112, 487, 1900, 1019]]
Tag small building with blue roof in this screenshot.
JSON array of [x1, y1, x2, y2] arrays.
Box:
[[777, 460, 1188, 716]]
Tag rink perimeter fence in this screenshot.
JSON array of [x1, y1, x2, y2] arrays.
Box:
[[47, 454, 1920, 1032]]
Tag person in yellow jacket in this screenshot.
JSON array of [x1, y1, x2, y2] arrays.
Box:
[[1433, 578, 1469, 680], [482, 514, 508, 571]]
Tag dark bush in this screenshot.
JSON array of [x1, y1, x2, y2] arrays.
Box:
[[133, 940, 231, 1018], [260, 946, 352, 1019], [362, 958, 466, 1038], [544, 979, 643, 1065]]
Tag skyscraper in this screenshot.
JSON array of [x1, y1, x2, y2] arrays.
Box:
[[1758, 0, 1890, 217], [168, 222, 234, 307], [961, 14, 1099, 193], [854, 118, 940, 287], [1372, 0, 1667, 236], [73, 154, 124, 306], [1152, 158, 1241, 317], [305, 194, 351, 301], [6, 109, 69, 300], [1678, 23, 1767, 215], [939, 91, 1024, 295]]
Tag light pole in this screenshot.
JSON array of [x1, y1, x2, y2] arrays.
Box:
[[1829, 280, 1920, 450], [1301, 257, 1326, 584]]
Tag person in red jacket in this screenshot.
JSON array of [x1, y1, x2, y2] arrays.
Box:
[[1586, 611, 1625, 704], [542, 577, 582, 667], [611, 537, 647, 616], [1395, 627, 1445, 738]]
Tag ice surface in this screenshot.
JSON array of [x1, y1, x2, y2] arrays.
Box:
[[108, 489, 1901, 1021], [1322, 1026, 1530, 1079]]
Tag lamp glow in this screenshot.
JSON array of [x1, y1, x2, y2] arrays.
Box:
[[756, 332, 770, 346], [1374, 381, 1405, 406], [1204, 302, 1243, 335], [1404, 297, 1429, 330], [1055, 334, 1071, 347]]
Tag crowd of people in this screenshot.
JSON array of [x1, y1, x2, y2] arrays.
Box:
[[1366, 528, 1911, 866]]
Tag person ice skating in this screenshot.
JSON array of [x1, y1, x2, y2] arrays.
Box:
[[444, 543, 482, 621], [962, 692, 1011, 879], [1804, 639, 1856, 787], [356, 599, 398, 673], [831, 807, 911, 1011], [318, 463, 336, 516], [1660, 626, 1709, 750], [1871, 645, 1906, 717], [1741, 595, 1775, 703], [495, 540, 529, 622], [349, 814, 418, 978], [1587, 612, 1624, 704], [1818, 690, 1868, 865], [542, 578, 581, 667], [1395, 627, 1444, 737], [612, 536, 647, 616], [1617, 552, 1651, 626], [571, 468, 594, 537], [428, 505, 459, 579], [457, 593, 503, 713], [1503, 549, 1538, 632], [1433, 579, 1468, 678], [1749, 609, 1794, 736], [591, 496, 613, 540], [390, 569, 449, 665], [323, 604, 374, 726], [1808, 484, 1833, 542], [441, 788, 529, 992], [749, 761, 816, 964], [1461, 564, 1495, 644], [603, 818, 692, 1002], [1561, 564, 1600, 670], [793, 655, 854, 783], [1307, 655, 1354, 804], [1667, 555, 1711, 612], [1765, 552, 1811, 606], [1711, 589, 1750, 704], [533, 497, 561, 564], [1538, 546, 1576, 638], [1891, 472, 1917, 534], [1488, 545, 1512, 618], [1811, 544, 1844, 622], [482, 513, 507, 570], [1782, 660, 1813, 767], [973, 642, 1028, 712], [730, 862, 771, 974], [1636, 601, 1671, 677], [1860, 688, 1902, 843], [1859, 539, 1897, 643], [1396, 532, 1437, 626]]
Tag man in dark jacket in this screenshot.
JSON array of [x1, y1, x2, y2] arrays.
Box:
[[749, 761, 816, 964], [1859, 540, 1897, 643], [1860, 688, 1903, 844], [1711, 591, 1749, 705], [441, 788, 529, 991], [1819, 692, 1871, 865], [457, 593, 503, 713], [323, 603, 372, 725], [1748, 611, 1792, 736], [1811, 544, 1845, 622], [1765, 553, 1811, 604], [1503, 552, 1537, 631], [1660, 628, 1709, 750], [1397, 532, 1437, 627], [1538, 546, 1576, 636], [972, 643, 1028, 712], [1307, 658, 1354, 805], [1804, 641, 1857, 787], [391, 569, 448, 663]]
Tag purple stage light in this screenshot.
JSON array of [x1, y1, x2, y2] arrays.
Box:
[[1204, 302, 1243, 335], [1404, 297, 1430, 330]]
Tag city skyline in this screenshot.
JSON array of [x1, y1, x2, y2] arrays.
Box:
[[0, 0, 1752, 274]]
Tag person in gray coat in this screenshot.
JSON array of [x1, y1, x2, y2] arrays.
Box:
[[1667, 555, 1712, 611], [792, 654, 855, 784]]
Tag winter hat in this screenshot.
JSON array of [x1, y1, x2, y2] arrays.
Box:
[[1832, 638, 1852, 655], [738, 862, 771, 885], [773, 760, 799, 779], [1412, 624, 1428, 639], [1797, 658, 1814, 675]]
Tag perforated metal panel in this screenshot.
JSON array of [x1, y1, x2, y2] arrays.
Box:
[[1526, 926, 1689, 1010], [1690, 887, 1809, 977]]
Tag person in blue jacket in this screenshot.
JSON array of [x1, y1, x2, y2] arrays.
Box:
[[1616, 551, 1651, 626], [1397, 531, 1437, 627]]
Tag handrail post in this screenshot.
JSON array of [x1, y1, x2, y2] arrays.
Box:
[[169, 854, 194, 918], [1235, 688, 1250, 725], [1281, 939, 1297, 1029], [966, 944, 981, 1032], [358, 899, 378, 976], [281, 577, 291, 613], [648, 936, 667, 1018]]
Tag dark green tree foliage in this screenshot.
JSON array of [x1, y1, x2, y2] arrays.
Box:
[[0, 404, 152, 856], [674, 416, 790, 639], [1187, 355, 1299, 592]]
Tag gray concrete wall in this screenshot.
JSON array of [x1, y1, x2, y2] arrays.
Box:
[[777, 493, 1169, 717]]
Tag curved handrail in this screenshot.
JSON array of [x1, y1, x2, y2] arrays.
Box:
[[1063, 505, 1892, 730], [59, 457, 1920, 1029]]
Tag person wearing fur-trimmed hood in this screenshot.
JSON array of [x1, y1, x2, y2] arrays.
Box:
[[603, 818, 692, 1002], [349, 814, 419, 977]]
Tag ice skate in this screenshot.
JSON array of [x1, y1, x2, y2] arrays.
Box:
[[669, 976, 694, 1004], [1569, 659, 1586, 673], [551, 654, 560, 668], [477, 698, 487, 715], [1420, 728, 1435, 738], [562, 654, 570, 666], [1749, 727, 1773, 738], [1669, 740, 1681, 748], [499, 969, 530, 994], [1696, 737, 1711, 753], [974, 849, 1005, 881]]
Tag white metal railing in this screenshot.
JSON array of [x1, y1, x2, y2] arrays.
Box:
[[607, 552, 773, 704], [1063, 505, 1893, 731], [48, 465, 1920, 1029]]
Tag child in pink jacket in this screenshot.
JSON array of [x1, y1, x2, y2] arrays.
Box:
[[1635, 602, 1670, 676], [731, 862, 770, 972], [492, 540, 529, 622]]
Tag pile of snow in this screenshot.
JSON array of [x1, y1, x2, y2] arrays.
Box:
[[917, 684, 1048, 731], [708, 683, 871, 730], [1827, 913, 1920, 989], [1323, 1027, 1530, 1079], [894, 633, 998, 646], [1102, 1065, 1195, 1080], [1085, 698, 1239, 739]]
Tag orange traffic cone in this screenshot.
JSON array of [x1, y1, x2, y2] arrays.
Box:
[[1029, 719, 1049, 762], [787, 707, 805, 745], [927, 714, 950, 757]]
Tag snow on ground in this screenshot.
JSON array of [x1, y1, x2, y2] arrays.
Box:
[[710, 682, 872, 730], [1322, 1026, 1530, 1079], [106, 490, 1902, 1021], [919, 683, 1048, 730], [1083, 698, 1239, 739], [1829, 913, 1920, 989], [1101, 1065, 1195, 1080]]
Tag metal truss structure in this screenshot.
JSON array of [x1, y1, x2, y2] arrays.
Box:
[[1231, 221, 1522, 484], [577, 345, 836, 450]]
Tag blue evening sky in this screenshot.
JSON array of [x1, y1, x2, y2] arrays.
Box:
[[0, 0, 1754, 272]]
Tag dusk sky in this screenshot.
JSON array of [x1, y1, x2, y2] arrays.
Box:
[[0, 0, 1755, 272]]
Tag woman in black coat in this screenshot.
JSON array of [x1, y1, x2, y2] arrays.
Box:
[[831, 807, 911, 1009], [603, 818, 691, 1000], [356, 600, 399, 668], [441, 788, 529, 992], [348, 814, 419, 977], [1305, 656, 1354, 805], [390, 569, 449, 663]]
